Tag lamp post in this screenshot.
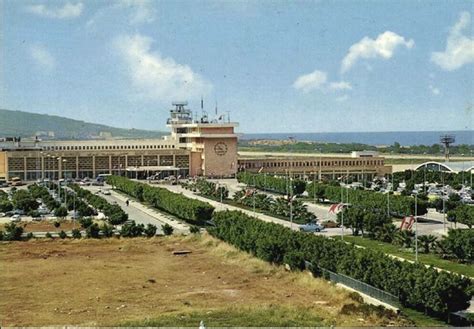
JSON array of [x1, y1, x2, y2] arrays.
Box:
[[56, 157, 61, 202], [414, 192, 418, 263], [62, 159, 67, 207], [340, 178, 344, 240], [318, 148, 322, 181], [252, 175, 256, 218]]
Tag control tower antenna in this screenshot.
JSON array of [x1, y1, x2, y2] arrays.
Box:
[[440, 134, 455, 162]]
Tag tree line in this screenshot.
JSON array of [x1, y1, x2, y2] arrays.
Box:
[[208, 210, 473, 322], [107, 176, 214, 224]]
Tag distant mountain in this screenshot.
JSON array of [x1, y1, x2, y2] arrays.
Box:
[[0, 109, 166, 140]]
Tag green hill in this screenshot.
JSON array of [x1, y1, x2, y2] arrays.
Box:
[[0, 109, 166, 140]]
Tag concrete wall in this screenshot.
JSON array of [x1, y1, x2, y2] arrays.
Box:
[[203, 138, 238, 177], [0, 152, 6, 180]]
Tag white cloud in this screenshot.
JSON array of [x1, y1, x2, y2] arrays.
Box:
[[30, 45, 55, 71], [117, 0, 156, 25], [329, 81, 352, 91], [293, 69, 352, 94], [341, 31, 414, 73], [292, 70, 327, 93], [429, 85, 441, 95], [25, 2, 83, 19], [113, 34, 212, 101], [431, 11, 474, 71]]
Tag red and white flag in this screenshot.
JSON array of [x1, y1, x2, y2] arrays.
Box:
[[328, 203, 344, 214], [400, 216, 415, 230]]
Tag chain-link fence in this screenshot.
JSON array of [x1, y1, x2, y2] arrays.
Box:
[[305, 261, 400, 308]]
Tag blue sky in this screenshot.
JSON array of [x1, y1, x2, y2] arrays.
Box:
[[1, 0, 473, 134]]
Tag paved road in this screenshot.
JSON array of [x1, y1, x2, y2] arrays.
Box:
[[207, 178, 470, 237], [152, 181, 351, 237], [83, 185, 189, 234]]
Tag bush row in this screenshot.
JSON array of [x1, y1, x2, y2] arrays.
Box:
[[107, 176, 214, 224], [70, 184, 128, 225], [232, 189, 315, 224], [208, 210, 472, 320], [237, 172, 306, 195]]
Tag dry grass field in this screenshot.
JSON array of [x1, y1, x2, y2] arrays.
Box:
[[0, 234, 412, 327], [0, 220, 79, 233]]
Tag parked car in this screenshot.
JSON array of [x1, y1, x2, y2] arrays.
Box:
[[102, 190, 111, 195], [92, 181, 104, 186], [299, 222, 324, 233], [10, 214, 21, 222]]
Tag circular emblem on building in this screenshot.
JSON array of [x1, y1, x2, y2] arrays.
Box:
[[214, 142, 228, 156]]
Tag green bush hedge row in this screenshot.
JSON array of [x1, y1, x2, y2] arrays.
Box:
[[106, 176, 214, 224], [208, 210, 472, 320], [237, 172, 306, 195], [70, 184, 128, 225]]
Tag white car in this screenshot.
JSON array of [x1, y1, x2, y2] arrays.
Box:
[[10, 214, 21, 222], [102, 190, 111, 195]]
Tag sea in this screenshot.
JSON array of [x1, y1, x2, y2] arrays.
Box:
[[241, 130, 473, 146]]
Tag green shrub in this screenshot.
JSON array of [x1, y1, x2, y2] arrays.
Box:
[[208, 210, 472, 320], [162, 223, 174, 236], [283, 251, 306, 271], [144, 224, 157, 237], [71, 228, 81, 239], [100, 224, 114, 238], [3, 223, 24, 241], [107, 176, 214, 224], [26, 232, 34, 240], [86, 223, 100, 238], [190, 225, 201, 234], [45, 232, 53, 239], [54, 206, 68, 218], [120, 221, 144, 237], [53, 221, 61, 228], [59, 230, 67, 239], [79, 217, 93, 229]]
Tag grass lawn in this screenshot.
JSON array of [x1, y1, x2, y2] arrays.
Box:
[[344, 236, 474, 278]]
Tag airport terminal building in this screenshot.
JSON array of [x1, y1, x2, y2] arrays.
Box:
[[0, 103, 391, 182]]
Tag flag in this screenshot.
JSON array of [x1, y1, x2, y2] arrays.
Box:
[[400, 216, 415, 230], [328, 203, 344, 214], [240, 189, 251, 200]]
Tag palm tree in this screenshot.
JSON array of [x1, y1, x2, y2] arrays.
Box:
[[418, 235, 437, 253], [394, 230, 415, 249]]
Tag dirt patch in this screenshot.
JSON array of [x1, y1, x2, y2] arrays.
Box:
[[0, 235, 410, 326]]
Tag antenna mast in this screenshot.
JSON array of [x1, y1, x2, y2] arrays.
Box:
[[440, 134, 455, 162]]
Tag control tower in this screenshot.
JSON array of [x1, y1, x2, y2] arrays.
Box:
[[167, 101, 239, 177]]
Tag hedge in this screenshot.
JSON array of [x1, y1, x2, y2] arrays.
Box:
[[237, 172, 306, 195], [208, 210, 472, 320], [107, 176, 214, 224]]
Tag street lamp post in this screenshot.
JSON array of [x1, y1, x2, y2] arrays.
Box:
[[415, 193, 418, 263], [63, 159, 67, 207], [341, 179, 344, 240]]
